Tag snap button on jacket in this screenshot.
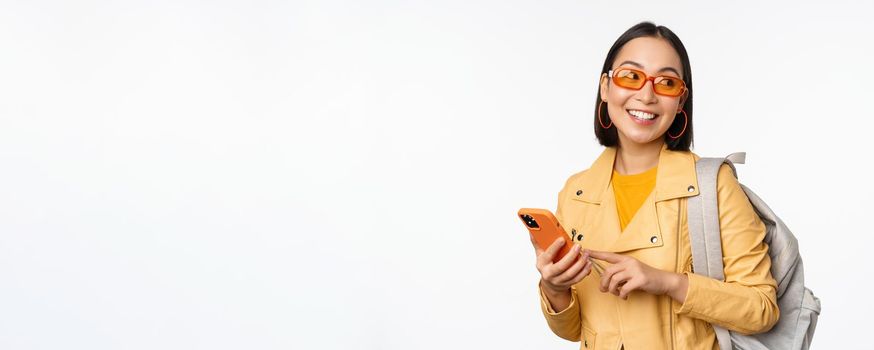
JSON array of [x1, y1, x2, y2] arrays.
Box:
[[539, 144, 779, 350]]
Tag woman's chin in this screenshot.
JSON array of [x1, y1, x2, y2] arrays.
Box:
[[618, 131, 663, 146]]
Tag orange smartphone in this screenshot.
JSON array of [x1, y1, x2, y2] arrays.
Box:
[[518, 208, 574, 263]]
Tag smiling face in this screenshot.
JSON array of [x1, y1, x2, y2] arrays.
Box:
[[599, 36, 688, 148]]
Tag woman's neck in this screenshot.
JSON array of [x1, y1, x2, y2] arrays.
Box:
[[614, 140, 663, 175]]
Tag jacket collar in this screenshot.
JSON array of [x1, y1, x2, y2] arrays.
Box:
[[576, 143, 700, 204]]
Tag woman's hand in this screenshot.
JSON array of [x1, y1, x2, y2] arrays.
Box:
[[587, 250, 688, 302], [530, 235, 593, 294]]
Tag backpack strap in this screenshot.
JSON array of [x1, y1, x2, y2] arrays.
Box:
[[687, 152, 745, 350], [688, 153, 744, 280]]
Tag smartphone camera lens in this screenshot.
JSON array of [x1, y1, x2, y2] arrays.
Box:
[[520, 214, 540, 229]]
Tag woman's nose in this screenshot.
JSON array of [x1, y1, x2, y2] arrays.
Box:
[[635, 80, 658, 104]]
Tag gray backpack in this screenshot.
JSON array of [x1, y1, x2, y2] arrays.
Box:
[[688, 153, 821, 350]]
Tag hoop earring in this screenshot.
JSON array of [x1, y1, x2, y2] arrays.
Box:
[[598, 101, 612, 129], [667, 109, 688, 139]]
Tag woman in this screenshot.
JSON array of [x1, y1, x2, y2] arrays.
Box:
[[530, 22, 779, 350]]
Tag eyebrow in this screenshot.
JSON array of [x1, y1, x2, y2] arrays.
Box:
[[616, 60, 682, 77]]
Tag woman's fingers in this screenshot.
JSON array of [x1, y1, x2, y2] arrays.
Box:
[[547, 237, 567, 256], [600, 263, 624, 292], [619, 279, 641, 300], [536, 238, 566, 268], [538, 240, 582, 287], [555, 253, 588, 284], [566, 257, 593, 285], [608, 271, 631, 296], [551, 242, 580, 273], [587, 250, 625, 264], [557, 249, 591, 283], [574, 263, 593, 284]]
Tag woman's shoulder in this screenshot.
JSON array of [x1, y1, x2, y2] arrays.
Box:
[[557, 168, 589, 194], [684, 150, 741, 190], [565, 167, 590, 182], [714, 162, 742, 190], [558, 147, 618, 188], [713, 162, 754, 215]]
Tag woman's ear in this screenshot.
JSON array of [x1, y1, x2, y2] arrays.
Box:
[[677, 89, 689, 111], [599, 73, 609, 102]]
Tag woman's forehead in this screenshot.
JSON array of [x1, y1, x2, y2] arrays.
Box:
[[613, 37, 683, 76]]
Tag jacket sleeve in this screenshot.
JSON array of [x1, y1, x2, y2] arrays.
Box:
[[536, 175, 582, 342], [673, 164, 780, 334], [538, 283, 582, 341]]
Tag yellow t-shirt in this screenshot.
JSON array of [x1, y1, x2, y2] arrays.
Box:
[[611, 165, 658, 232]]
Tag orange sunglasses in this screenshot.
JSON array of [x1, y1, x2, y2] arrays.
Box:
[[608, 67, 687, 97]]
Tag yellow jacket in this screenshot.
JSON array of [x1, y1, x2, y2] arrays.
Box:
[[540, 144, 779, 350]]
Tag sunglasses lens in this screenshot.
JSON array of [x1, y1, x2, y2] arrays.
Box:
[[613, 69, 645, 89], [654, 77, 685, 96], [613, 68, 685, 97]]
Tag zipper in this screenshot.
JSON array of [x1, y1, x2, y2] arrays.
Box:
[[671, 198, 686, 349]]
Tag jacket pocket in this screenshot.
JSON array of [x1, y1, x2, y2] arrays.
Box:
[[581, 326, 597, 349]]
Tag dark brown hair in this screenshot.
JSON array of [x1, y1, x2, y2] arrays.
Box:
[[594, 21, 693, 151]]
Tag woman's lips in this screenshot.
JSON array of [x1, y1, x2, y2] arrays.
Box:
[[627, 109, 659, 126]]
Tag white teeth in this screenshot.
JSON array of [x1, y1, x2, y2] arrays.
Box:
[[628, 110, 657, 120]]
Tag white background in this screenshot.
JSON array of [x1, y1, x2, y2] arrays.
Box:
[[0, 0, 870, 349]]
